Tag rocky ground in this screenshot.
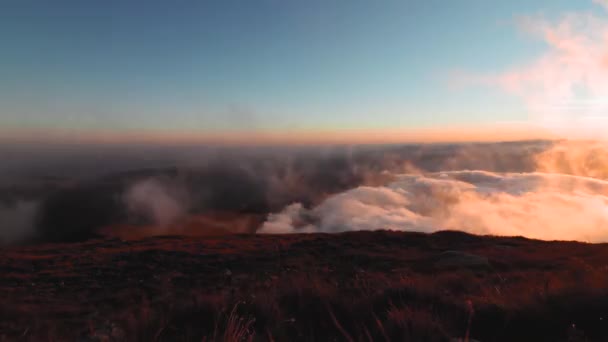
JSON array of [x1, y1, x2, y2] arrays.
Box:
[[1, 230, 608, 341]]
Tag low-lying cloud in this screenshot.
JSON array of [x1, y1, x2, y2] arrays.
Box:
[[534, 140, 608, 179], [123, 178, 187, 227], [260, 169, 608, 242], [5, 139, 608, 244]]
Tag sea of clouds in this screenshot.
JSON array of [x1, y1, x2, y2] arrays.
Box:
[[260, 141, 608, 242], [2, 140, 608, 243]]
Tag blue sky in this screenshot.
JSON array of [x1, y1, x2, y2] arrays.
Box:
[[0, 0, 603, 142]]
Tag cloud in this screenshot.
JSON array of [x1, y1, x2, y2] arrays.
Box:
[[12, 139, 608, 243], [123, 178, 187, 227], [594, 0, 608, 10], [259, 203, 312, 234], [534, 140, 608, 179], [456, 1, 608, 139], [259, 167, 608, 242]]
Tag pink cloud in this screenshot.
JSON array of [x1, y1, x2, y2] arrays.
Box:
[[456, 1, 608, 139]]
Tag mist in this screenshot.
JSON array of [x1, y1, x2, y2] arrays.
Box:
[[260, 170, 608, 242], [2, 139, 608, 243], [0, 200, 38, 244], [259, 140, 608, 242]]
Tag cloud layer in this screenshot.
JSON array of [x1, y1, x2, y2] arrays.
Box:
[[260, 169, 608, 242], [4, 139, 607, 244]]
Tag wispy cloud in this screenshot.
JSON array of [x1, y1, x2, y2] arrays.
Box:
[[453, 0, 608, 139], [594, 0, 608, 10]]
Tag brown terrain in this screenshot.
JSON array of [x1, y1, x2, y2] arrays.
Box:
[[1, 230, 608, 342]]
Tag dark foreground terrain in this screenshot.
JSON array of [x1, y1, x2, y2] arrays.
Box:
[[2, 230, 608, 341]]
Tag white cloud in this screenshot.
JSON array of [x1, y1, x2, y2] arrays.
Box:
[[260, 167, 608, 242]]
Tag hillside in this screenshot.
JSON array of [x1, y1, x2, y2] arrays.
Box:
[[1, 230, 608, 341]]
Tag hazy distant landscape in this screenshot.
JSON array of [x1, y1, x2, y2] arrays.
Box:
[[3, 0, 608, 340], [4, 140, 608, 341], [0, 140, 549, 243], [4, 139, 608, 245]]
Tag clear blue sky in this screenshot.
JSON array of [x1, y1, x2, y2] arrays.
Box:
[[0, 0, 602, 142]]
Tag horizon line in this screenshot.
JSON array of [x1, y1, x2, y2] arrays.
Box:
[[0, 122, 558, 147]]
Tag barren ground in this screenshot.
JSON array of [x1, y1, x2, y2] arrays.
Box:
[[2, 230, 608, 341]]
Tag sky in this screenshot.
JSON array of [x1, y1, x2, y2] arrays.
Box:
[[0, 0, 606, 144]]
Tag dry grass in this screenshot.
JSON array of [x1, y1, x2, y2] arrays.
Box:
[[2, 230, 608, 341], [222, 304, 255, 342]]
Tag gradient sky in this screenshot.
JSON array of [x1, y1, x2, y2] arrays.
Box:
[[0, 0, 604, 144]]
